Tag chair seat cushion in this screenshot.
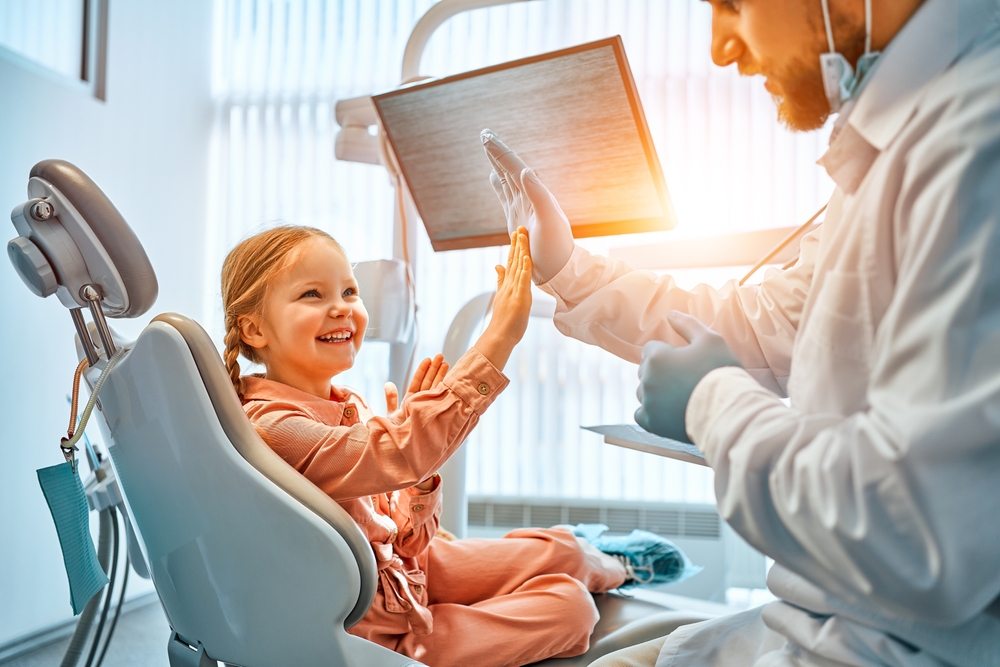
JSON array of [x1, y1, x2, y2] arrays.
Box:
[[527, 590, 721, 666]]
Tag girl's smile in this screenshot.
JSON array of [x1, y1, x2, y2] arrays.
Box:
[[238, 236, 369, 398]]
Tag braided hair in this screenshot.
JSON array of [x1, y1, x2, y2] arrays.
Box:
[[220, 225, 343, 399]]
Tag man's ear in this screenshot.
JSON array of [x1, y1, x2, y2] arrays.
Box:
[[238, 314, 268, 350]]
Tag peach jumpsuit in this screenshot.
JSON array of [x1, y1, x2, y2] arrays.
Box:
[[241, 348, 627, 667]]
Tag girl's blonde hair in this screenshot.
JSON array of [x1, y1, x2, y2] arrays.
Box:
[[221, 225, 344, 399]]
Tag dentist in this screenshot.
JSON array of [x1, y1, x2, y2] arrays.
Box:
[[483, 0, 1000, 665]]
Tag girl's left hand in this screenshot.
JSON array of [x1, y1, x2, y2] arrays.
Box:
[[384, 354, 450, 416]]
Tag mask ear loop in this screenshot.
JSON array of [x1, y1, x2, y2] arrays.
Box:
[[820, 0, 837, 54], [822, 0, 874, 55], [864, 0, 872, 54]]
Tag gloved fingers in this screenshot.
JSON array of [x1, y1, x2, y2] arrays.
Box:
[[489, 170, 509, 215], [481, 129, 530, 185], [521, 168, 567, 222], [483, 132, 508, 175], [501, 177, 515, 213], [634, 406, 650, 430], [641, 340, 674, 360], [665, 310, 712, 344]]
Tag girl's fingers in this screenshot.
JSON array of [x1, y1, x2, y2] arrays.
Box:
[[384, 382, 399, 413], [496, 264, 505, 290], [520, 254, 533, 290], [511, 230, 527, 269], [408, 357, 431, 394], [512, 230, 525, 266], [517, 226, 531, 255], [431, 361, 449, 388], [421, 355, 444, 391]]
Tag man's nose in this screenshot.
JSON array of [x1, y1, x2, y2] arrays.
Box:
[[710, 11, 744, 67]]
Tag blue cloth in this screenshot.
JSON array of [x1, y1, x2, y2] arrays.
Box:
[[573, 523, 702, 588], [37, 462, 108, 614]]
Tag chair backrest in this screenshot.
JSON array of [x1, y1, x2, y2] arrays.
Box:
[[92, 313, 421, 666], [9, 159, 425, 665]]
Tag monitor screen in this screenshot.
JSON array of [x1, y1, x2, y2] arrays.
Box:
[[373, 36, 677, 251]]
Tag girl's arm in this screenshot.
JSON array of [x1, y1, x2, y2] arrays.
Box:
[[246, 348, 506, 502], [246, 232, 533, 502]]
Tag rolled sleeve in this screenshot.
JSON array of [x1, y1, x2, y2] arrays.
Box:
[[403, 481, 443, 529], [442, 347, 509, 416], [392, 478, 443, 557]]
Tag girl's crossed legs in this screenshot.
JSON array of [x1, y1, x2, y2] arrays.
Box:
[[354, 527, 628, 667]]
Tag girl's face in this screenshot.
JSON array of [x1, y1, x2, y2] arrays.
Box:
[[242, 237, 368, 398]]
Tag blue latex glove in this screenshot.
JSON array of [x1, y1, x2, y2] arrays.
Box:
[[635, 311, 741, 443]]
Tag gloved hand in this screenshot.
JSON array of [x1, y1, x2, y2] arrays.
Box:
[[481, 129, 575, 284], [634, 311, 742, 443]]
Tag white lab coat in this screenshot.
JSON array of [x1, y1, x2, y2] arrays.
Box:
[[540, 0, 1000, 665]]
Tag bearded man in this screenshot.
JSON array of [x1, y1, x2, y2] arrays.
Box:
[[482, 0, 1000, 665]]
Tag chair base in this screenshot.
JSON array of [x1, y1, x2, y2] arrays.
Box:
[[168, 632, 219, 667]]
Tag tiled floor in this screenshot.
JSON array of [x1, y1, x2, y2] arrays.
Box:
[[4, 602, 170, 667]]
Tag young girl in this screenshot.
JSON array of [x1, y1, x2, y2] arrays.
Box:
[[220, 225, 629, 667]]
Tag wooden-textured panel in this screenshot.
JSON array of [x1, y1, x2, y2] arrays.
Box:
[[374, 37, 676, 251]]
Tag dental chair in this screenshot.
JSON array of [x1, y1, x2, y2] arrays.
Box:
[[8, 160, 713, 667]]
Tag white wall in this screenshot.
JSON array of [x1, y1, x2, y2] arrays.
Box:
[[0, 0, 213, 645]]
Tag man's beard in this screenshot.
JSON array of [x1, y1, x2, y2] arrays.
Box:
[[745, 24, 866, 132], [744, 55, 831, 132], [771, 57, 833, 131]]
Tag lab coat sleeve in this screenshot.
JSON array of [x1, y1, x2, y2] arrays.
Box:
[[537, 233, 818, 394], [246, 347, 508, 502], [687, 97, 1000, 626]]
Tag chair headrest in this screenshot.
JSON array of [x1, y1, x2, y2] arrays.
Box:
[[7, 159, 157, 318], [353, 259, 414, 344]]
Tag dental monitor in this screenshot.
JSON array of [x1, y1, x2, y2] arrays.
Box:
[[373, 36, 677, 251]]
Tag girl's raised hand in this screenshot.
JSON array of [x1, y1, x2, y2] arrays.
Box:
[[410, 354, 449, 393], [493, 227, 533, 342], [384, 354, 450, 416], [473, 227, 533, 371]]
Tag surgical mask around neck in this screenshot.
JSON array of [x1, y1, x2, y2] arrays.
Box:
[[819, 0, 881, 113]]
